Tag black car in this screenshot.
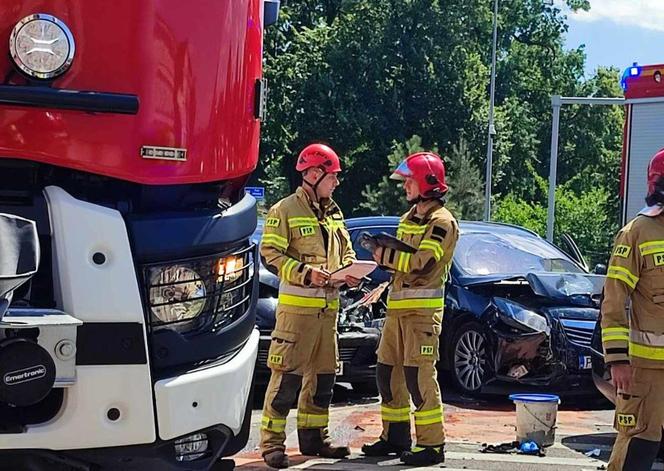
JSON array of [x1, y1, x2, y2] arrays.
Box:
[[255, 216, 604, 396], [252, 220, 385, 392]]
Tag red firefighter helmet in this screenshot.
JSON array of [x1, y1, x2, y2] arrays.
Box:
[[647, 148, 664, 196], [390, 152, 448, 197], [296, 144, 342, 173]]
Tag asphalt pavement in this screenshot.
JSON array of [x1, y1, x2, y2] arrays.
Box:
[[231, 383, 647, 471]]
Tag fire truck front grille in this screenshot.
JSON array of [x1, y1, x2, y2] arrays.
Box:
[[142, 243, 255, 334]]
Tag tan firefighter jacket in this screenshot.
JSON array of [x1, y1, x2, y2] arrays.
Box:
[[601, 212, 664, 368], [260, 187, 356, 314], [377, 199, 459, 313]]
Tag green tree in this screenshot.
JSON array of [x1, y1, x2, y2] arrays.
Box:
[[445, 138, 484, 221], [255, 0, 623, 263]]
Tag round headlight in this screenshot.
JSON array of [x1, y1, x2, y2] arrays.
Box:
[[149, 266, 207, 326], [9, 14, 75, 80]]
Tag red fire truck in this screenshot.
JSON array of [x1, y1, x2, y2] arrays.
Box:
[[620, 62, 664, 224], [0, 1, 279, 469]]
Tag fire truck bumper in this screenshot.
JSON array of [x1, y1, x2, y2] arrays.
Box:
[[154, 328, 259, 441], [0, 330, 258, 470]]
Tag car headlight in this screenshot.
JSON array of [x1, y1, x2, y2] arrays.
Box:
[[10, 14, 75, 80], [494, 298, 550, 334], [149, 265, 207, 327]]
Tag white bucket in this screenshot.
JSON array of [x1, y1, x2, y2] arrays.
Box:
[[509, 394, 560, 447]]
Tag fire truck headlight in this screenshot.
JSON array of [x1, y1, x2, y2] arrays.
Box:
[[148, 265, 207, 329], [10, 14, 75, 80]]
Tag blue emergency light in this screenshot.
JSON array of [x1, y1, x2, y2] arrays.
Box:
[[620, 62, 641, 91]]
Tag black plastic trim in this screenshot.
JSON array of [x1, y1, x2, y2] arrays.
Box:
[[76, 323, 147, 365], [0, 425, 232, 471], [126, 193, 257, 263], [0, 85, 139, 114]]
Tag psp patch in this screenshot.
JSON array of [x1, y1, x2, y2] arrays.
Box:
[[654, 252, 664, 266], [266, 218, 280, 228], [614, 245, 631, 258], [617, 414, 636, 427], [269, 354, 283, 366], [421, 345, 435, 356], [300, 226, 315, 237]]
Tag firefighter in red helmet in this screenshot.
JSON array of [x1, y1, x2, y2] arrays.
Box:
[[259, 143, 359, 468], [362, 152, 458, 466], [602, 148, 664, 471]]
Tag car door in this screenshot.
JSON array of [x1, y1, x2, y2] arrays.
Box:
[[559, 233, 590, 272]]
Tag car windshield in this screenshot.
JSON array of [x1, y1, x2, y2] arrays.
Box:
[[454, 230, 584, 276]]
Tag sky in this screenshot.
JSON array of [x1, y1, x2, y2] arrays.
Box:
[[558, 0, 664, 77]]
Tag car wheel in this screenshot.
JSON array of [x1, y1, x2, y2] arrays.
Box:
[[451, 321, 488, 394], [351, 381, 378, 396]]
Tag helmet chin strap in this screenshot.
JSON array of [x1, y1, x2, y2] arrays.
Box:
[[303, 168, 327, 203], [407, 196, 422, 205], [408, 193, 445, 206], [646, 177, 664, 207]]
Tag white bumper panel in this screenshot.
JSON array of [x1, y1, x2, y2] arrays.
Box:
[[0, 187, 156, 449], [44, 186, 148, 324], [154, 329, 259, 440], [1, 366, 155, 449]]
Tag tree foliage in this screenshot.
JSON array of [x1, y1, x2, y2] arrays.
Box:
[[253, 0, 624, 262]]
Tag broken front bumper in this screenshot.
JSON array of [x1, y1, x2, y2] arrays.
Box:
[[487, 316, 598, 394]]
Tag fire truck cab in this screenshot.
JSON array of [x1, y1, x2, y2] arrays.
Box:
[[0, 1, 278, 469], [620, 62, 664, 224]]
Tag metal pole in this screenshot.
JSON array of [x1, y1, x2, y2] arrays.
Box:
[[483, 0, 499, 221], [546, 95, 562, 242]]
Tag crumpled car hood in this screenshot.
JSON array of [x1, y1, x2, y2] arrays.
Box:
[[459, 272, 604, 307]]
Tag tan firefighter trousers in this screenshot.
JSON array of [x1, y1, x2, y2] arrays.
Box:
[[376, 311, 444, 449], [607, 367, 664, 471], [260, 306, 338, 455]]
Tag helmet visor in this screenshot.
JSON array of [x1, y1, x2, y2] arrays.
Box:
[[389, 160, 412, 181]]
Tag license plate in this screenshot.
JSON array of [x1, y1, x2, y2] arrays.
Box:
[[579, 355, 592, 370], [336, 361, 344, 376]]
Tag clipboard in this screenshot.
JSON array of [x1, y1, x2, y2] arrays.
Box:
[[360, 231, 417, 253], [329, 260, 377, 281]]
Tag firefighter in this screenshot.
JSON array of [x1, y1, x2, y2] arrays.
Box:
[[602, 148, 664, 471], [362, 152, 458, 466], [259, 143, 359, 469]]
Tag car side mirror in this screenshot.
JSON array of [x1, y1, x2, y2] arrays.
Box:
[[593, 264, 607, 275]]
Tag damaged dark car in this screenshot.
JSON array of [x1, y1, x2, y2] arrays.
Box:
[[350, 218, 605, 396], [253, 216, 604, 397]]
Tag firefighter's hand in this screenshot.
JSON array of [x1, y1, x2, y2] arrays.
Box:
[[309, 267, 331, 287], [611, 363, 633, 392], [345, 276, 362, 288], [372, 246, 384, 264]]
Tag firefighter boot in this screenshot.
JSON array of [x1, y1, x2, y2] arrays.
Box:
[[400, 445, 445, 466], [318, 444, 351, 459], [362, 439, 409, 457], [297, 428, 350, 458], [263, 449, 290, 469]]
